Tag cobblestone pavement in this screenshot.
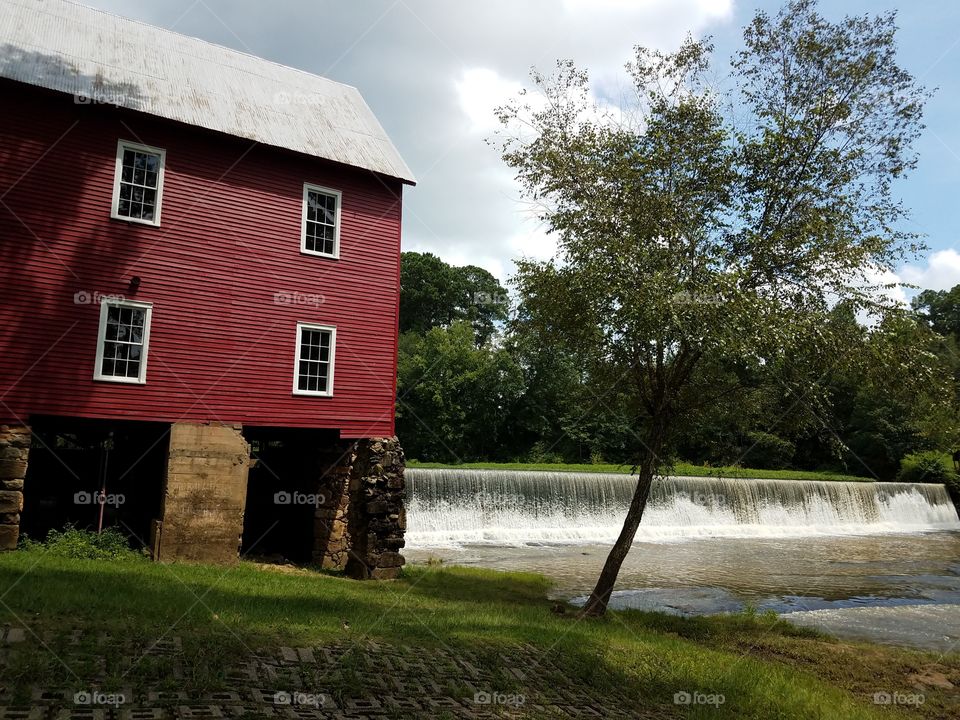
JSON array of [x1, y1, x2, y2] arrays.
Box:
[[0, 630, 663, 719]]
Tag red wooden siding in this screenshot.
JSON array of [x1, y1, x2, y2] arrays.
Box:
[[0, 81, 403, 437]]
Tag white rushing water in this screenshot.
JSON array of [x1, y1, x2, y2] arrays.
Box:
[[405, 469, 960, 548]]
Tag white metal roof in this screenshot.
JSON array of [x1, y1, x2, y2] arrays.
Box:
[[0, 0, 416, 184]]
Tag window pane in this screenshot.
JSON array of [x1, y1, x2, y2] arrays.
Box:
[[297, 328, 331, 392], [100, 303, 148, 380], [117, 147, 161, 220]]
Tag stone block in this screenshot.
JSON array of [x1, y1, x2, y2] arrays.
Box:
[[0, 445, 28, 460], [0, 479, 24, 491], [0, 426, 31, 448], [0, 459, 27, 479], [378, 551, 405, 568], [0, 523, 19, 550], [0, 490, 23, 514]]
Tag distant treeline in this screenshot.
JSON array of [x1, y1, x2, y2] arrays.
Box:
[[396, 251, 960, 481]]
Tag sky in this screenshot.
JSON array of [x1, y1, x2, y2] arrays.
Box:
[[82, 0, 960, 296]]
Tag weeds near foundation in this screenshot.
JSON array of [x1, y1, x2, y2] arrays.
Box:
[[19, 525, 144, 561]]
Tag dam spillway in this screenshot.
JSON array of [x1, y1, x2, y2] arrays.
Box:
[[404, 468, 960, 547]]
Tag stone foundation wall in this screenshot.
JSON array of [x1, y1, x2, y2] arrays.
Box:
[[313, 443, 354, 570], [0, 425, 29, 550], [156, 422, 251, 564], [344, 437, 406, 580]]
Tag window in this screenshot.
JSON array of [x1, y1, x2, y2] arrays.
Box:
[[301, 184, 341, 258], [94, 299, 153, 384], [293, 323, 335, 396], [111, 140, 166, 225]]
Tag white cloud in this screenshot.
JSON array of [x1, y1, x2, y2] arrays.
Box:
[[898, 249, 960, 292], [456, 68, 523, 134]]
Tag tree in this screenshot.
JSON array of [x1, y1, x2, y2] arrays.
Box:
[[495, 0, 928, 615], [399, 252, 461, 334], [396, 322, 524, 461], [912, 285, 960, 339], [400, 252, 509, 346]]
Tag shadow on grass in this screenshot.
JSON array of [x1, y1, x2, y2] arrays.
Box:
[[0, 553, 922, 720]]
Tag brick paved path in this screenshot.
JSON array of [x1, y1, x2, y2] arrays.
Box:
[[0, 631, 662, 719]]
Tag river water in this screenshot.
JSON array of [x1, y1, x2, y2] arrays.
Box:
[[404, 469, 960, 651]]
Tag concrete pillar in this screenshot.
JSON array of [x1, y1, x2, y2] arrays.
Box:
[[0, 425, 29, 550], [344, 437, 406, 580], [156, 422, 250, 564]]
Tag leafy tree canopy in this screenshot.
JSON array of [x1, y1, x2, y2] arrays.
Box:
[[399, 252, 509, 346]]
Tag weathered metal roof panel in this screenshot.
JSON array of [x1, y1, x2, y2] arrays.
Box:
[[0, 0, 416, 184]]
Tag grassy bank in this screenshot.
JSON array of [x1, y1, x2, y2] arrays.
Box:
[[408, 460, 873, 482], [0, 550, 954, 718]]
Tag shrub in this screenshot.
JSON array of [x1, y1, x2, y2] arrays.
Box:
[[527, 441, 564, 464], [20, 525, 143, 561], [896, 451, 958, 485], [741, 432, 796, 470]]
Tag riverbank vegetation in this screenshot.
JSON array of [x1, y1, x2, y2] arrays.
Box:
[[398, 261, 960, 485], [0, 548, 955, 718]]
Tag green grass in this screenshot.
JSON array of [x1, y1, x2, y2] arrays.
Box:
[[408, 460, 874, 482], [0, 551, 954, 718]]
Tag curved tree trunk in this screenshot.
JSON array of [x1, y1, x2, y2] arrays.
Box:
[[580, 424, 665, 617]]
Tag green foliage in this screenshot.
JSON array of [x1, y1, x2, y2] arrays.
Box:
[[20, 525, 142, 561], [912, 285, 960, 339], [397, 322, 523, 462], [399, 251, 508, 346], [741, 432, 796, 470], [896, 451, 958, 485]]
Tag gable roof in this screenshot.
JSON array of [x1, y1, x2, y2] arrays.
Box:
[[0, 0, 416, 184]]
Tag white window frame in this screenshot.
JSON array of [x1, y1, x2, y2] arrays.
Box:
[[300, 183, 342, 259], [110, 140, 166, 227], [293, 322, 336, 397], [93, 299, 153, 385]]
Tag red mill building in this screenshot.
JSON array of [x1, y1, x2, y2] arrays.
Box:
[[0, 0, 413, 576]]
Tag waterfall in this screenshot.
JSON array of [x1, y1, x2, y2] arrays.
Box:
[[405, 469, 960, 548]]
